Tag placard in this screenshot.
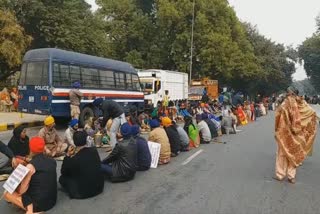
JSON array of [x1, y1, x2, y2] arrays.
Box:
[[3, 164, 30, 194], [147, 141, 161, 169]]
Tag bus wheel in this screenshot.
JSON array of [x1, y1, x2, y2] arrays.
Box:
[[79, 107, 94, 127]]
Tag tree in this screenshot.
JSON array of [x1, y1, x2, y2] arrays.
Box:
[[243, 23, 296, 95], [0, 10, 31, 80], [299, 34, 320, 92], [3, 0, 109, 56]]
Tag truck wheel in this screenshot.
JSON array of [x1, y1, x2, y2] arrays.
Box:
[[79, 106, 94, 127]]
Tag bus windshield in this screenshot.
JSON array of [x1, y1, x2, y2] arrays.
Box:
[[20, 62, 48, 85]]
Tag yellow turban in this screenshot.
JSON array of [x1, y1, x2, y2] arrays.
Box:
[[162, 117, 172, 127], [44, 116, 55, 126]]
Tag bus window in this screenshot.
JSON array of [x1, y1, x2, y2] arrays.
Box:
[[59, 64, 70, 87], [115, 72, 125, 89], [126, 73, 133, 90], [19, 63, 27, 85], [132, 74, 141, 91], [100, 70, 115, 89], [25, 62, 48, 85], [70, 65, 80, 84], [53, 63, 60, 86], [81, 67, 99, 88]]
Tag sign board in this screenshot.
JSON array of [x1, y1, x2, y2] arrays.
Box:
[[147, 141, 161, 168], [3, 164, 30, 194]]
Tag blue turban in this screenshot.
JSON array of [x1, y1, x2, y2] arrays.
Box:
[[201, 113, 208, 120], [131, 125, 140, 136], [120, 123, 132, 138], [93, 98, 104, 107], [73, 81, 81, 88], [196, 114, 202, 121], [149, 119, 160, 128], [70, 119, 79, 128]]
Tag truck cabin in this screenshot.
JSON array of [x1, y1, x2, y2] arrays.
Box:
[[140, 78, 161, 95]]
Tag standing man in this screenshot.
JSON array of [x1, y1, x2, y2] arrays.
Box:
[[93, 99, 126, 148], [274, 87, 317, 184], [163, 90, 170, 112], [69, 81, 83, 120]]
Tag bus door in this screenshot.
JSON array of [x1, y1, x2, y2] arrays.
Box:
[[18, 62, 51, 115]]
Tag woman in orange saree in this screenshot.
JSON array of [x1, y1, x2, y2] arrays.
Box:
[[274, 87, 317, 184]]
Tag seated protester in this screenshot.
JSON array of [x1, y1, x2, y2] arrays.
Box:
[[131, 125, 151, 171], [148, 119, 171, 165], [162, 117, 181, 157], [4, 137, 57, 213], [8, 125, 29, 163], [39, 116, 67, 157], [64, 119, 79, 147], [179, 103, 192, 117], [195, 114, 212, 144], [221, 110, 236, 135], [60, 131, 104, 199], [0, 141, 14, 175], [183, 116, 200, 148], [201, 113, 218, 138], [172, 120, 189, 151], [101, 123, 137, 182], [129, 105, 140, 126]]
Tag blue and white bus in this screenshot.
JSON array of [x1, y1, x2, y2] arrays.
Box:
[[18, 48, 144, 124]]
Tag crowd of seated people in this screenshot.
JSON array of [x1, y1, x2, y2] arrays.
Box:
[[0, 92, 275, 213]]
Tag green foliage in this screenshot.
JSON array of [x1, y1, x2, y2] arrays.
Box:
[[0, 10, 31, 80], [3, 0, 108, 56], [299, 34, 320, 92], [243, 23, 295, 95], [0, 0, 296, 94]]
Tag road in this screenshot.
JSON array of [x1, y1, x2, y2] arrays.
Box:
[[1, 111, 320, 214]]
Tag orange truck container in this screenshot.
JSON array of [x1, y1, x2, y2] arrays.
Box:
[[189, 78, 218, 101]]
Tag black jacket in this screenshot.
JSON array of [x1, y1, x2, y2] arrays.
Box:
[[101, 100, 124, 126], [60, 147, 104, 199], [101, 138, 137, 182], [22, 154, 57, 213], [8, 126, 29, 157], [164, 126, 181, 154], [204, 118, 218, 138], [0, 141, 14, 159]]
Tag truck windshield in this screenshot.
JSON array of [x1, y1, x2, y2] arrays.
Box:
[[141, 82, 153, 90]]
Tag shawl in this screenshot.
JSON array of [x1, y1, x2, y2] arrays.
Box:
[[275, 95, 317, 166]]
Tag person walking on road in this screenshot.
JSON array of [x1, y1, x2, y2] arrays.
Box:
[[69, 81, 83, 120], [93, 98, 126, 148], [274, 87, 318, 184]]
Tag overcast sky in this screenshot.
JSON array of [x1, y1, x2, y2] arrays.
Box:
[[86, 0, 320, 80], [229, 0, 320, 80]]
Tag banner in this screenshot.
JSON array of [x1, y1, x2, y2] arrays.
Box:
[[3, 164, 30, 194], [147, 141, 161, 168]]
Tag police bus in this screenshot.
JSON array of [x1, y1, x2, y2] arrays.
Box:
[[18, 48, 144, 124]]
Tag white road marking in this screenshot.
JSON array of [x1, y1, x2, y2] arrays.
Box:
[[182, 149, 203, 165]]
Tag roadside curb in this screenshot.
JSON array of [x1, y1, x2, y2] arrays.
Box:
[[0, 121, 43, 132]]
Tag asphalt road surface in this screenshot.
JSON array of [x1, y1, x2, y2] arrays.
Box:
[[1, 111, 320, 214]]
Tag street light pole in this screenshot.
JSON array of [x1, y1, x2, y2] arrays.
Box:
[[189, 0, 195, 86]]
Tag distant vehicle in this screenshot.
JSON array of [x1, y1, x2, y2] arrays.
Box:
[[18, 48, 144, 124], [138, 69, 188, 108], [189, 78, 218, 101]]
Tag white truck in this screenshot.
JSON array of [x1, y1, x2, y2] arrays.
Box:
[[138, 69, 189, 108]]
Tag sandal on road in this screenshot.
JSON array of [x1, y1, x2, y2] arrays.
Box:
[[272, 176, 284, 181], [288, 178, 296, 184]]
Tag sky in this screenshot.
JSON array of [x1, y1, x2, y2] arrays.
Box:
[[86, 0, 320, 80], [228, 0, 320, 81]]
